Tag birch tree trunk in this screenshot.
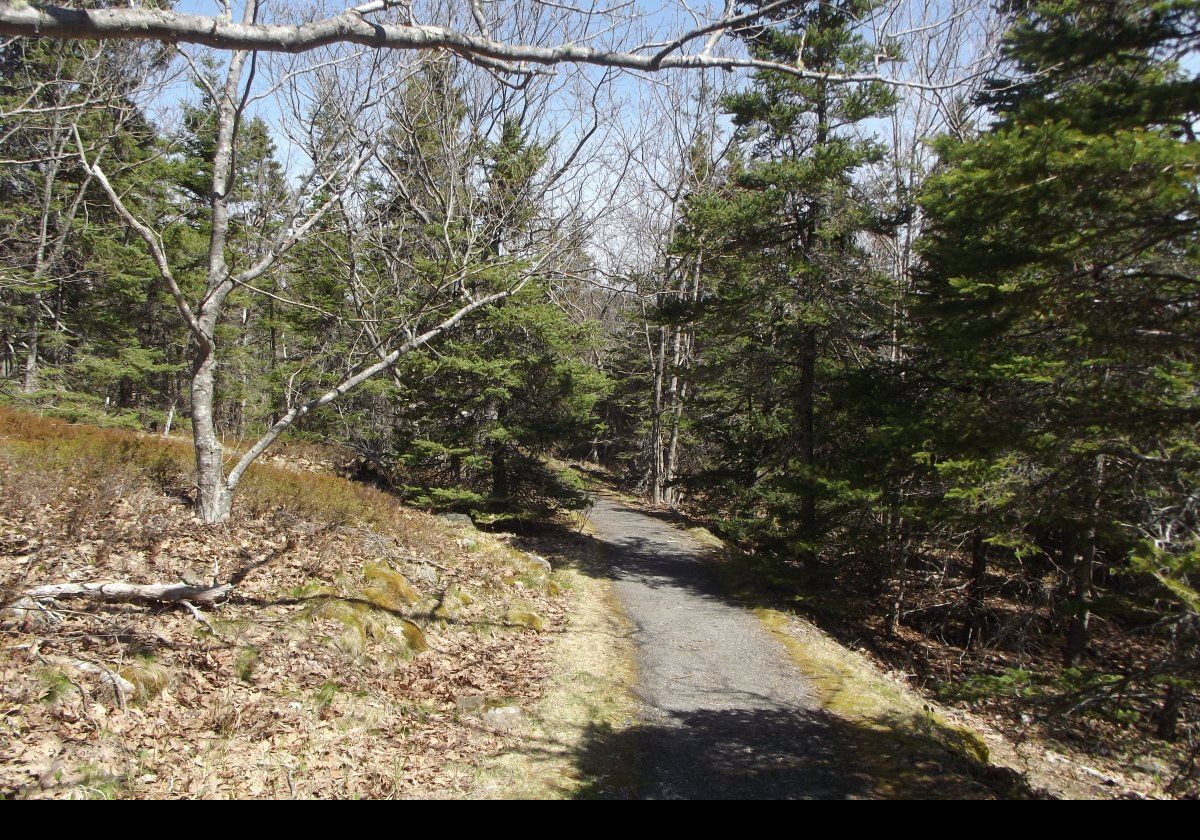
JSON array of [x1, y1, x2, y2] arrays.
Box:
[[188, 35, 252, 524], [22, 116, 65, 394]]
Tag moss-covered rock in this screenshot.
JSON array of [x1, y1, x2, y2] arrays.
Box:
[[506, 607, 546, 633], [361, 563, 418, 609]]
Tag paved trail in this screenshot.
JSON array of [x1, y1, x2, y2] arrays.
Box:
[[584, 497, 871, 799]]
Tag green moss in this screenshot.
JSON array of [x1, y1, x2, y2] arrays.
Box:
[[399, 619, 429, 653], [360, 563, 418, 611], [506, 607, 546, 632], [303, 597, 427, 660], [756, 607, 993, 788]]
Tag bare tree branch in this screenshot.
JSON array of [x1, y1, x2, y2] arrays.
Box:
[[224, 278, 531, 491], [0, 2, 979, 90], [73, 126, 207, 345]]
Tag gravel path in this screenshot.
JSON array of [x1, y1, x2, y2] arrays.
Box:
[[585, 497, 870, 799]]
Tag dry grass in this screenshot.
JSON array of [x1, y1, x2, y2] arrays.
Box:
[[467, 550, 638, 798], [0, 407, 568, 799]]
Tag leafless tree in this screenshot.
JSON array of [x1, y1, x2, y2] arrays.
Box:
[[596, 70, 729, 506], [64, 3, 426, 523], [865, 0, 1004, 363]]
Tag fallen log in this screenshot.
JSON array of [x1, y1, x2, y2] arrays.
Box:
[[19, 580, 232, 606], [8, 581, 232, 627]]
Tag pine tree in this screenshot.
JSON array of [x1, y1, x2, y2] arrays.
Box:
[[387, 116, 607, 515], [0, 33, 179, 425], [914, 0, 1200, 671], [676, 0, 899, 564]]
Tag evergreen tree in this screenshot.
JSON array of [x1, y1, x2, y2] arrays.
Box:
[[914, 0, 1200, 676], [676, 0, 899, 564], [0, 33, 179, 425], [387, 117, 607, 515]]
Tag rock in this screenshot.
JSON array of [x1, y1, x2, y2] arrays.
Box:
[[455, 693, 486, 715], [437, 513, 475, 528], [527, 554, 552, 574], [410, 564, 439, 586], [482, 705, 523, 731]]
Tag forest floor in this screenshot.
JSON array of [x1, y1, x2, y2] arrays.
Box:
[[0, 408, 1174, 798], [0, 408, 600, 799]]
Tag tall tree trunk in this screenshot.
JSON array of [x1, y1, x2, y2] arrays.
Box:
[[268, 296, 279, 425], [187, 37, 251, 525], [798, 326, 817, 569], [661, 323, 685, 507], [22, 294, 40, 394], [661, 257, 700, 508], [647, 318, 667, 506], [967, 531, 988, 649], [3, 329, 13, 379], [23, 122, 62, 394], [1157, 681, 1181, 742], [887, 514, 908, 636], [795, 81, 828, 571], [162, 401, 176, 438], [1063, 532, 1096, 667], [489, 398, 504, 499]]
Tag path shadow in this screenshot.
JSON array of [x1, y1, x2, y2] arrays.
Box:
[[577, 499, 761, 609], [566, 706, 1032, 799], [574, 706, 867, 799], [501, 497, 1040, 800]]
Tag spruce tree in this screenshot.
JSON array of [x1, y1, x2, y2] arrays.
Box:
[[914, 0, 1200, 669], [677, 0, 898, 564]]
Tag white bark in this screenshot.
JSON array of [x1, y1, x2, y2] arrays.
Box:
[[222, 280, 530, 493], [14, 580, 233, 608], [0, 2, 979, 90]]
